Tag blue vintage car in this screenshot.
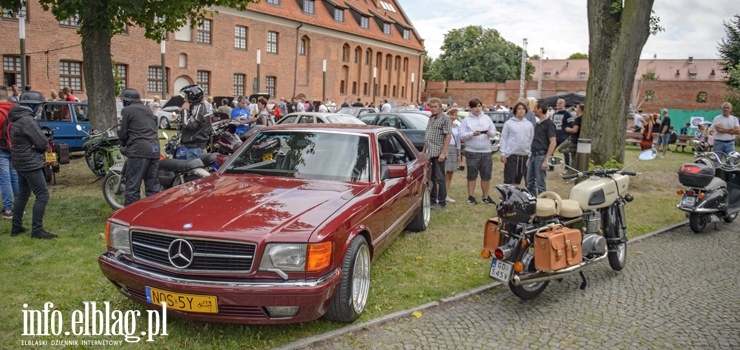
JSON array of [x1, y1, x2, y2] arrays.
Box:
[[37, 101, 90, 151]]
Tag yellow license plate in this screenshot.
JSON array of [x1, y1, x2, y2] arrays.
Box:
[[145, 287, 218, 314], [262, 153, 273, 161], [46, 153, 57, 163]]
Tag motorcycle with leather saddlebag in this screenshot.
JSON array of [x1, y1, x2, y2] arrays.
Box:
[[40, 126, 69, 184], [78, 124, 126, 178], [481, 149, 657, 299], [163, 131, 222, 171], [676, 151, 740, 233]]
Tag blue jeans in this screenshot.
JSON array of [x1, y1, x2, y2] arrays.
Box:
[[714, 140, 736, 163], [184, 147, 205, 160], [526, 154, 547, 196], [0, 150, 19, 212]]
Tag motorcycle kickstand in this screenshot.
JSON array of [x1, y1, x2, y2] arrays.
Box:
[[578, 271, 587, 290]]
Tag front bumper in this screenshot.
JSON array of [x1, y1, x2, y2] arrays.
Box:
[[98, 252, 341, 324]]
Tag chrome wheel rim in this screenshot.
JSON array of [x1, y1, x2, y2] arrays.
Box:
[[351, 244, 371, 314], [422, 187, 431, 227]]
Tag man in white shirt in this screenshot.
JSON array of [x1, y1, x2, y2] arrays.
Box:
[[380, 99, 392, 113], [633, 109, 644, 132], [318, 101, 328, 113], [712, 102, 740, 162], [459, 98, 496, 205], [500, 101, 534, 185]]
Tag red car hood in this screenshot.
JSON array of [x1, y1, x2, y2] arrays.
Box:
[[111, 174, 368, 241]]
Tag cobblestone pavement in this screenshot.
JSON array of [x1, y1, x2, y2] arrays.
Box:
[[295, 220, 740, 349]]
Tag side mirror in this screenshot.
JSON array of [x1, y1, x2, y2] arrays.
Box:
[[638, 148, 657, 161], [380, 164, 391, 181], [75, 125, 83, 131], [547, 156, 564, 166]]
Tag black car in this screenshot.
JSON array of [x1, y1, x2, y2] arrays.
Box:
[[484, 110, 509, 131], [360, 113, 429, 151]]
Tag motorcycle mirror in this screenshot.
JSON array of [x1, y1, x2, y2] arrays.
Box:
[[547, 156, 564, 166], [638, 148, 657, 161], [76, 125, 83, 131]]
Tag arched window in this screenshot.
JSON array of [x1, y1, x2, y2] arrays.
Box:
[[342, 44, 350, 62]]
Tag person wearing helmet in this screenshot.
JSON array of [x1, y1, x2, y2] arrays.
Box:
[[8, 91, 55, 239], [179, 85, 212, 159], [119, 88, 161, 206]]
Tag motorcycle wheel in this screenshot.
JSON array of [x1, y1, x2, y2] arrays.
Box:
[[102, 172, 125, 210], [43, 165, 53, 183], [509, 247, 549, 300], [606, 220, 627, 272], [689, 213, 706, 233], [724, 212, 738, 223]]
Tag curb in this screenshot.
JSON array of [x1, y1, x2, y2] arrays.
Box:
[[275, 220, 688, 350]]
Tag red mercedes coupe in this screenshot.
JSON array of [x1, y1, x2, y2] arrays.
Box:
[[99, 124, 430, 324]]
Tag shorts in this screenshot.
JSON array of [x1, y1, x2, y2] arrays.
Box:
[[465, 151, 493, 181], [657, 134, 670, 147], [444, 147, 459, 172]]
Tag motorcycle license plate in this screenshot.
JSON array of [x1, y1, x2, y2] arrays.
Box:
[[683, 196, 696, 206], [46, 153, 57, 163], [262, 153, 273, 162], [489, 259, 513, 283]]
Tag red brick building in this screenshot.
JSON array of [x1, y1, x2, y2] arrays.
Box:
[[424, 58, 731, 112], [1, 0, 425, 104]]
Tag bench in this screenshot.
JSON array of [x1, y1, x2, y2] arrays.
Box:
[[671, 134, 694, 152], [625, 131, 707, 152], [625, 131, 656, 146]]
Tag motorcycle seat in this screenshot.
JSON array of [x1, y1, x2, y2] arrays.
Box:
[[559, 199, 583, 218], [536, 198, 558, 217], [160, 158, 205, 172], [200, 153, 218, 166], [700, 177, 727, 190]]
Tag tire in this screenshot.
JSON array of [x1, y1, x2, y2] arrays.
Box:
[[406, 185, 430, 232], [102, 172, 125, 210], [324, 235, 371, 323], [724, 212, 738, 223], [689, 213, 706, 233], [509, 247, 549, 300], [606, 209, 628, 271], [159, 117, 170, 130], [43, 165, 53, 183]]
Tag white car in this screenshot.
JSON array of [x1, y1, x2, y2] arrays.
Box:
[[277, 112, 365, 125], [116, 99, 180, 129]]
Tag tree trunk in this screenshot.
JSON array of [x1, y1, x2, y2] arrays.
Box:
[[583, 0, 654, 164], [81, 21, 116, 131]]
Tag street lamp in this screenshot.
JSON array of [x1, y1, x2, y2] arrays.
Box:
[[411, 72, 415, 105], [18, 6, 26, 88], [372, 67, 377, 106], [160, 40, 166, 99], [322, 58, 326, 102], [519, 38, 527, 99], [537, 47, 544, 99], [256, 49, 261, 94]]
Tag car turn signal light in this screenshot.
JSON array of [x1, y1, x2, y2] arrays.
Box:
[[677, 190, 684, 195], [104, 221, 111, 246], [306, 242, 332, 272], [481, 249, 491, 259]]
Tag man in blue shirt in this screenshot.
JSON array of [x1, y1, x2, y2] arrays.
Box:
[[230, 96, 257, 134]]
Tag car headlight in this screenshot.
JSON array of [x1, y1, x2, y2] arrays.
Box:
[[259, 244, 307, 272], [259, 242, 333, 273], [106, 221, 131, 254]]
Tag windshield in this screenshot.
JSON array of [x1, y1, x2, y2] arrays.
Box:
[[222, 131, 371, 182], [326, 115, 365, 124], [399, 113, 429, 129]]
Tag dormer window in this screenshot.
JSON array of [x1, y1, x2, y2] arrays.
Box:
[[689, 73, 697, 79], [544, 72, 551, 78], [303, 0, 315, 14], [361, 16, 369, 29], [675, 69, 680, 76], [711, 69, 716, 76], [383, 23, 391, 35], [334, 8, 344, 22], [403, 29, 410, 40]]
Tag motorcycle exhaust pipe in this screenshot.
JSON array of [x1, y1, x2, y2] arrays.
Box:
[[510, 253, 607, 286]]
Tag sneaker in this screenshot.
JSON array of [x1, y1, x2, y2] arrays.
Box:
[[31, 230, 58, 239], [660, 155, 665, 159], [467, 196, 478, 205], [0, 210, 12, 219], [445, 196, 456, 203], [458, 165, 465, 171], [431, 203, 446, 210], [482, 196, 496, 205], [10, 226, 27, 237]]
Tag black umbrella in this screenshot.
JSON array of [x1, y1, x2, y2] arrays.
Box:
[[249, 93, 271, 101], [162, 95, 184, 108]]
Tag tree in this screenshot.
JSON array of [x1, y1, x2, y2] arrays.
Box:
[[0, 0, 256, 131], [582, 0, 660, 164], [568, 52, 589, 59], [422, 54, 443, 82], [641, 70, 659, 80], [435, 26, 534, 83], [718, 14, 740, 116]]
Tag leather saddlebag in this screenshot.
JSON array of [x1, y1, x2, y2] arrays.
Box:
[[58, 143, 70, 164], [483, 217, 503, 253], [534, 225, 583, 272]]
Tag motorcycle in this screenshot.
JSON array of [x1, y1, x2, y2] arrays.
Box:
[[676, 151, 740, 233], [102, 155, 212, 210], [78, 125, 126, 177], [40, 126, 60, 184], [481, 148, 657, 299], [163, 131, 222, 171], [210, 119, 244, 155]]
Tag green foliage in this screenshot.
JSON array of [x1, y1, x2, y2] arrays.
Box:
[[589, 156, 624, 170], [422, 54, 443, 82], [435, 25, 534, 83], [719, 15, 740, 90], [112, 60, 122, 97], [568, 52, 589, 59], [642, 70, 659, 80], [530, 54, 540, 60], [724, 94, 740, 117]]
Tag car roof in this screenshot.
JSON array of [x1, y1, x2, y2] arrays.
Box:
[[261, 123, 391, 135], [284, 112, 352, 117]]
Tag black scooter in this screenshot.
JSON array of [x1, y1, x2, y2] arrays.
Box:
[[677, 151, 740, 233]]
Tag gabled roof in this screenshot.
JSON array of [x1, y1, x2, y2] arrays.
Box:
[[235, 0, 424, 51], [529, 58, 726, 81]]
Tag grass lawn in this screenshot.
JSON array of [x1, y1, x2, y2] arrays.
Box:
[[0, 145, 704, 349]]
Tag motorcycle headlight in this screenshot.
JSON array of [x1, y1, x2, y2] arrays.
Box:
[[106, 221, 131, 254], [259, 244, 306, 272]]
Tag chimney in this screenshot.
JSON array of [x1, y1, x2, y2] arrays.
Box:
[[688, 56, 693, 63]]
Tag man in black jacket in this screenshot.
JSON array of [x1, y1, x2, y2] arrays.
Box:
[[179, 85, 212, 160], [119, 88, 161, 206], [9, 91, 55, 239]]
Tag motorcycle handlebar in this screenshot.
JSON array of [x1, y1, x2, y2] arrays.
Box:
[[620, 171, 638, 176], [562, 173, 579, 180]]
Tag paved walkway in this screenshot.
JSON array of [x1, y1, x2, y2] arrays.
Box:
[[287, 220, 740, 349]]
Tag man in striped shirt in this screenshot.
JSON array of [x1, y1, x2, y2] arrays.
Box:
[[459, 98, 497, 205]]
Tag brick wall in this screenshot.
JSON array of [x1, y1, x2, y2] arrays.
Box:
[[0, 1, 423, 105]]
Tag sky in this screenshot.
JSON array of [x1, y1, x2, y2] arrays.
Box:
[[401, 0, 737, 60]]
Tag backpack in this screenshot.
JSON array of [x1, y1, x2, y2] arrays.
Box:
[[0, 101, 14, 151]]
